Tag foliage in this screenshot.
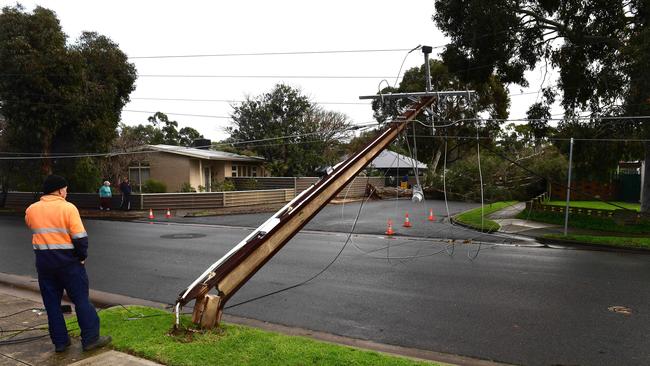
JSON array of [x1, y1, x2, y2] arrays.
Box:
[[179, 182, 196, 193], [122, 112, 203, 147], [67, 306, 435, 366], [228, 84, 352, 176], [371, 59, 510, 185], [429, 144, 567, 202], [0, 5, 136, 177], [453, 201, 518, 232], [433, 0, 650, 211], [142, 179, 166, 193], [69, 157, 101, 193], [211, 180, 236, 192]]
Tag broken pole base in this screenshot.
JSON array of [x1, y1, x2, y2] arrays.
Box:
[[191, 294, 223, 329]]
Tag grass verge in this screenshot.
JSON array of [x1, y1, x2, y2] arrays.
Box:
[[544, 201, 640, 211], [69, 306, 437, 366], [543, 234, 650, 250], [517, 210, 650, 235], [453, 201, 518, 232]]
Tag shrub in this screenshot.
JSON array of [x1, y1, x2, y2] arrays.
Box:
[[142, 179, 167, 193], [212, 180, 236, 192], [179, 182, 196, 192]]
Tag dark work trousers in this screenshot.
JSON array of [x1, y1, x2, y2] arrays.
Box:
[[120, 194, 131, 210], [37, 262, 100, 348]]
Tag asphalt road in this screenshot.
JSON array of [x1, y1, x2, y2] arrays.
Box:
[[158, 199, 515, 242], [1, 214, 649, 366]]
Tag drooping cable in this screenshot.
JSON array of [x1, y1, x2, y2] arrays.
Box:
[[224, 176, 370, 310]]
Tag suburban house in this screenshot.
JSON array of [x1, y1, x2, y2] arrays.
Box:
[[368, 150, 427, 176], [130, 144, 267, 192]]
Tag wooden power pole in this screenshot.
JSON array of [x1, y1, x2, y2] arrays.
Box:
[[174, 56, 475, 329]]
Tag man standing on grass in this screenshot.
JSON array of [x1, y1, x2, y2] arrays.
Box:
[[25, 175, 111, 353]]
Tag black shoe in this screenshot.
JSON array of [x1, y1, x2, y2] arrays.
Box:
[[82, 335, 112, 352], [54, 339, 71, 353]]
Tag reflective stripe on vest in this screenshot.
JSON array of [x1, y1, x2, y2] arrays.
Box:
[[31, 228, 86, 238], [32, 243, 75, 250]]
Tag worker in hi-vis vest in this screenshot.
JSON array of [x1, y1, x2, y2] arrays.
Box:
[[25, 175, 111, 353]]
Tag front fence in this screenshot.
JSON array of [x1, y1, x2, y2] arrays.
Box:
[[3, 176, 388, 210]]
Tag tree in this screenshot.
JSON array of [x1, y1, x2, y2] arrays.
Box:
[[434, 0, 650, 211], [121, 112, 203, 147], [371, 59, 510, 185], [228, 84, 351, 176], [0, 5, 136, 185]]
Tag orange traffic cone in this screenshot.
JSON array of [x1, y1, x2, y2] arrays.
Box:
[[385, 219, 395, 236], [403, 212, 412, 227], [165, 208, 171, 219], [428, 209, 436, 222], [148, 209, 154, 219]]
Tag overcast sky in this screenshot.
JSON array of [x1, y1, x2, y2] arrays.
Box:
[[7, 0, 562, 141]]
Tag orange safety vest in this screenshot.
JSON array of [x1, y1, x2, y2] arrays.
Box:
[[25, 195, 88, 269]]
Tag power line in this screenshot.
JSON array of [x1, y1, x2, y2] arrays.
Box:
[[128, 48, 422, 59], [0, 123, 376, 160], [130, 97, 371, 105], [122, 110, 230, 119], [136, 74, 395, 79]]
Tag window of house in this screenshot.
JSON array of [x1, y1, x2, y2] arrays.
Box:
[[129, 166, 150, 192], [232, 164, 258, 177]]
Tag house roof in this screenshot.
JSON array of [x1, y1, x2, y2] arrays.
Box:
[[369, 150, 427, 169], [146, 145, 265, 162]]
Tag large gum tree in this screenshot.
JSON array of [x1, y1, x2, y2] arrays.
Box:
[[434, 0, 650, 212], [0, 4, 136, 187]]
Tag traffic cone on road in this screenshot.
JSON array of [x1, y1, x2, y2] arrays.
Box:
[[403, 212, 412, 227], [428, 209, 436, 222], [385, 219, 395, 236], [148, 209, 154, 219], [165, 208, 172, 219]]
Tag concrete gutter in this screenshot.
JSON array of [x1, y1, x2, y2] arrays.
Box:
[[0, 272, 512, 366]]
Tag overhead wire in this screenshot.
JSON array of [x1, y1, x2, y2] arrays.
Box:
[[224, 175, 371, 310], [129, 48, 421, 59]]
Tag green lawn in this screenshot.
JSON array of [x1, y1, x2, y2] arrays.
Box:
[[69, 306, 437, 366], [453, 201, 518, 232], [544, 234, 650, 250], [544, 200, 640, 211], [517, 210, 650, 234]]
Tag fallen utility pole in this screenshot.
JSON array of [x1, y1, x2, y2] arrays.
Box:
[[174, 85, 474, 330]]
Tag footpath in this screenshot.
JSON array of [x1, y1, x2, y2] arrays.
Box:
[[487, 202, 564, 236], [0, 284, 161, 366], [488, 202, 649, 252]]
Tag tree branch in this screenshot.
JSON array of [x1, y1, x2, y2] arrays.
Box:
[[516, 8, 566, 33], [516, 7, 623, 47]]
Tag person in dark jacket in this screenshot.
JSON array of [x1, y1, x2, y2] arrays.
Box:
[[119, 177, 132, 211], [25, 175, 111, 352]]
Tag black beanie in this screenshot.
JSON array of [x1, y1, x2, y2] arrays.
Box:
[[42, 175, 68, 194]]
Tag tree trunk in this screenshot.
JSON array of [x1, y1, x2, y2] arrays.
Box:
[[430, 147, 443, 175], [42, 138, 53, 175], [641, 142, 650, 213]]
